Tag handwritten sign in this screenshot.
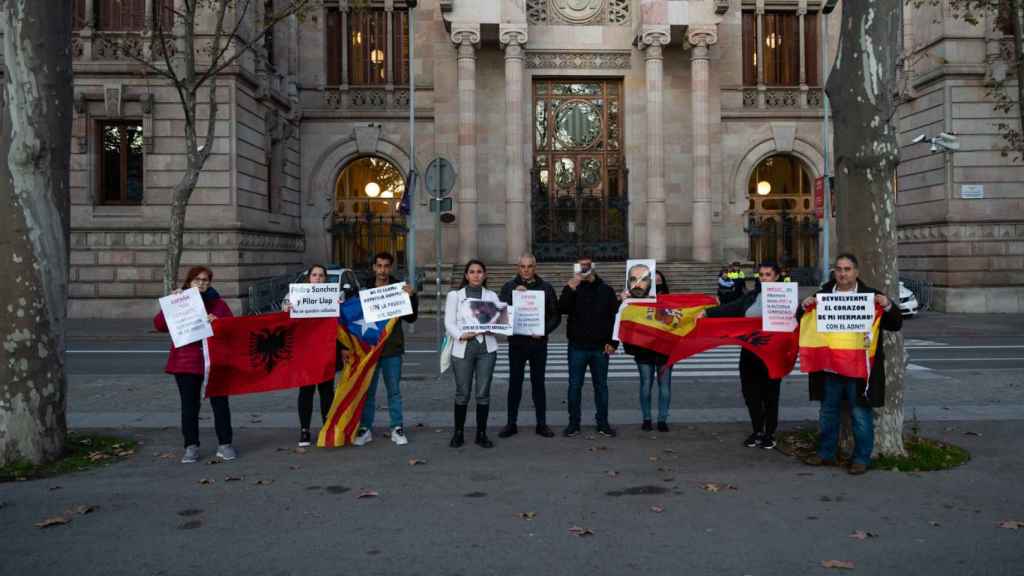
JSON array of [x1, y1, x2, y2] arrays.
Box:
[[459, 298, 514, 336], [816, 293, 874, 333], [360, 282, 413, 323], [762, 282, 799, 332], [158, 287, 213, 348], [512, 290, 545, 336], [288, 283, 341, 318]]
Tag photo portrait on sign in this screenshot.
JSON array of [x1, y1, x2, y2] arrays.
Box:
[[625, 259, 657, 300]]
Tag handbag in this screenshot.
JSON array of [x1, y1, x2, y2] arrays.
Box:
[[439, 333, 454, 374]]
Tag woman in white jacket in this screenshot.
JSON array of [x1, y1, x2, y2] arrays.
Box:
[[445, 259, 500, 448]]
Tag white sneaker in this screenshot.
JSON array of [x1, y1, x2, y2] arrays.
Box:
[[181, 445, 200, 464], [391, 427, 409, 446], [216, 444, 237, 461], [353, 428, 372, 446]]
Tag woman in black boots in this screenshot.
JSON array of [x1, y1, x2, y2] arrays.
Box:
[[443, 260, 500, 448]]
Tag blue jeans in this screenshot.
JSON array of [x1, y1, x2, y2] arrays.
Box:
[[636, 362, 672, 423], [818, 372, 874, 465], [567, 345, 610, 427], [360, 355, 403, 429]]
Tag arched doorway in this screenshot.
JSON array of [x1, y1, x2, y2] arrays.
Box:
[[330, 156, 407, 270], [746, 154, 819, 271]]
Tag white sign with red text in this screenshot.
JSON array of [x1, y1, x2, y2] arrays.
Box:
[[159, 287, 214, 348]]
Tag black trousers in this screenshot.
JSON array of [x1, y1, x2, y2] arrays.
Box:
[[507, 339, 548, 426], [738, 349, 782, 435], [298, 379, 335, 429], [175, 373, 232, 448]]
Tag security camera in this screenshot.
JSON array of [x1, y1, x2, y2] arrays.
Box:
[[929, 143, 941, 153], [937, 132, 957, 141], [911, 134, 927, 144]]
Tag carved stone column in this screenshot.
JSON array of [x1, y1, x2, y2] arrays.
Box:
[[641, 27, 670, 261], [453, 27, 480, 262], [755, 0, 766, 108], [502, 27, 528, 264], [798, 0, 808, 107], [689, 26, 718, 263]]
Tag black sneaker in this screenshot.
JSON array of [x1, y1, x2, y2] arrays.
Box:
[[641, 420, 653, 431], [758, 434, 777, 450], [298, 429, 312, 447], [657, 421, 670, 433], [743, 433, 762, 448], [498, 424, 518, 438], [597, 424, 617, 438], [562, 424, 581, 437], [535, 424, 555, 438]]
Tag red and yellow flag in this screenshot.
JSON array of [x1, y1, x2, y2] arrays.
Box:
[[798, 306, 882, 380], [617, 294, 799, 380]]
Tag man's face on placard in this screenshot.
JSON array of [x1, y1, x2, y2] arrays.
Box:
[[628, 265, 652, 298], [834, 257, 858, 290]]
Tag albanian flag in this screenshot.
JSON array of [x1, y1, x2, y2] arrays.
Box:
[[798, 305, 882, 380], [318, 297, 398, 448], [203, 312, 337, 397], [617, 294, 799, 379]]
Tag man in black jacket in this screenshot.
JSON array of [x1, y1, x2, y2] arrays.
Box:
[[800, 253, 902, 475], [558, 256, 621, 438], [498, 254, 562, 438], [353, 252, 419, 447]]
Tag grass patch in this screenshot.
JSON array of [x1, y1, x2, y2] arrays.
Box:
[[777, 426, 970, 472], [0, 433, 137, 482]]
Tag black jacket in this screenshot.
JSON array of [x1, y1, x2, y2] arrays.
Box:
[[499, 274, 561, 344], [558, 274, 620, 349], [623, 281, 671, 364], [704, 286, 777, 382], [798, 280, 903, 407], [368, 274, 419, 358]]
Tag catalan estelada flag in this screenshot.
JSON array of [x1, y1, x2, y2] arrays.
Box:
[[798, 305, 882, 380], [617, 294, 799, 380], [318, 298, 398, 448], [203, 312, 337, 397]]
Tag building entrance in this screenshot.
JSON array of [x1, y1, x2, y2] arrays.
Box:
[[330, 156, 406, 271], [531, 79, 628, 261], [746, 154, 819, 274]]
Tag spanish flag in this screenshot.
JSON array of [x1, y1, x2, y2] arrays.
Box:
[[617, 294, 799, 380], [798, 306, 882, 380], [318, 298, 398, 448]]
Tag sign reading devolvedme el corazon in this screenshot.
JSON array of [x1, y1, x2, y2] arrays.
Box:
[[815, 293, 874, 333]]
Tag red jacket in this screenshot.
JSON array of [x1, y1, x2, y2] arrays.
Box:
[[153, 292, 234, 375]]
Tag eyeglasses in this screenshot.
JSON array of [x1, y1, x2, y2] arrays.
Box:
[[192, 277, 211, 283]]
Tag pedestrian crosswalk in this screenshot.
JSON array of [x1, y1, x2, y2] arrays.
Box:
[[492, 342, 929, 381]]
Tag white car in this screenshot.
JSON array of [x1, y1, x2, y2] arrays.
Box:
[[898, 281, 919, 317]]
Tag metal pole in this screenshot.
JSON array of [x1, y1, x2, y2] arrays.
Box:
[[406, 2, 417, 289], [435, 177, 443, 377], [820, 7, 832, 283]]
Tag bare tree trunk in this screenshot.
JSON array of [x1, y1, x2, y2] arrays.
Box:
[[826, 0, 907, 457], [0, 0, 72, 465], [1012, 0, 1024, 146]]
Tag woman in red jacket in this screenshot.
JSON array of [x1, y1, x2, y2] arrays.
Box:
[[154, 266, 236, 463]]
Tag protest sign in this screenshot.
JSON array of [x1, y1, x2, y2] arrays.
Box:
[[459, 298, 514, 336], [360, 282, 413, 323], [158, 287, 213, 348], [761, 282, 799, 332], [288, 283, 342, 318], [512, 290, 545, 336], [625, 259, 657, 300], [815, 293, 874, 333]]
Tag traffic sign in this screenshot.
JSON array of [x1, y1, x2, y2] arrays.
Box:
[[425, 157, 456, 199]]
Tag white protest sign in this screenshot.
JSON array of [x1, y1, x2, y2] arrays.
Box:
[[512, 290, 545, 336], [459, 298, 515, 336], [158, 287, 213, 348], [816, 293, 875, 333], [360, 282, 413, 323], [761, 282, 799, 332], [288, 283, 342, 318]]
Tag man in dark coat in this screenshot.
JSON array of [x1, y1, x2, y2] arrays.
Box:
[[498, 254, 562, 438], [800, 253, 902, 475]]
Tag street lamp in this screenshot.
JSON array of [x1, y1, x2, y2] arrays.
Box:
[[757, 180, 772, 196], [365, 182, 381, 198]]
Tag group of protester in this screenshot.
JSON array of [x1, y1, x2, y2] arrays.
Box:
[[154, 252, 901, 476]]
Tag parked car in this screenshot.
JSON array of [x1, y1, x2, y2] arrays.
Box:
[[898, 281, 919, 317]]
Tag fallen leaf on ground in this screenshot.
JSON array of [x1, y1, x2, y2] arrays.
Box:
[[650, 506, 664, 513], [156, 452, 176, 460], [293, 447, 308, 455], [964, 431, 982, 437], [606, 470, 619, 477], [408, 459, 428, 466], [35, 516, 70, 528], [114, 449, 135, 457], [48, 486, 62, 491], [998, 520, 1023, 530], [821, 560, 855, 570], [662, 449, 676, 454], [289, 465, 302, 471], [929, 521, 941, 527], [700, 483, 737, 493], [205, 459, 220, 465], [224, 476, 243, 482], [70, 505, 96, 515], [568, 525, 594, 537], [198, 478, 214, 485], [357, 490, 380, 499], [587, 446, 608, 452], [253, 479, 274, 486], [517, 512, 537, 520], [849, 530, 877, 540], [87, 451, 109, 462], [648, 457, 658, 462]]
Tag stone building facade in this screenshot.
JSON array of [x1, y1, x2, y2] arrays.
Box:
[[66, 0, 1022, 317]]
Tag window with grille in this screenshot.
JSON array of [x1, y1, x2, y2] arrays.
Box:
[[742, 11, 819, 87], [324, 7, 410, 86], [98, 121, 145, 205]]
